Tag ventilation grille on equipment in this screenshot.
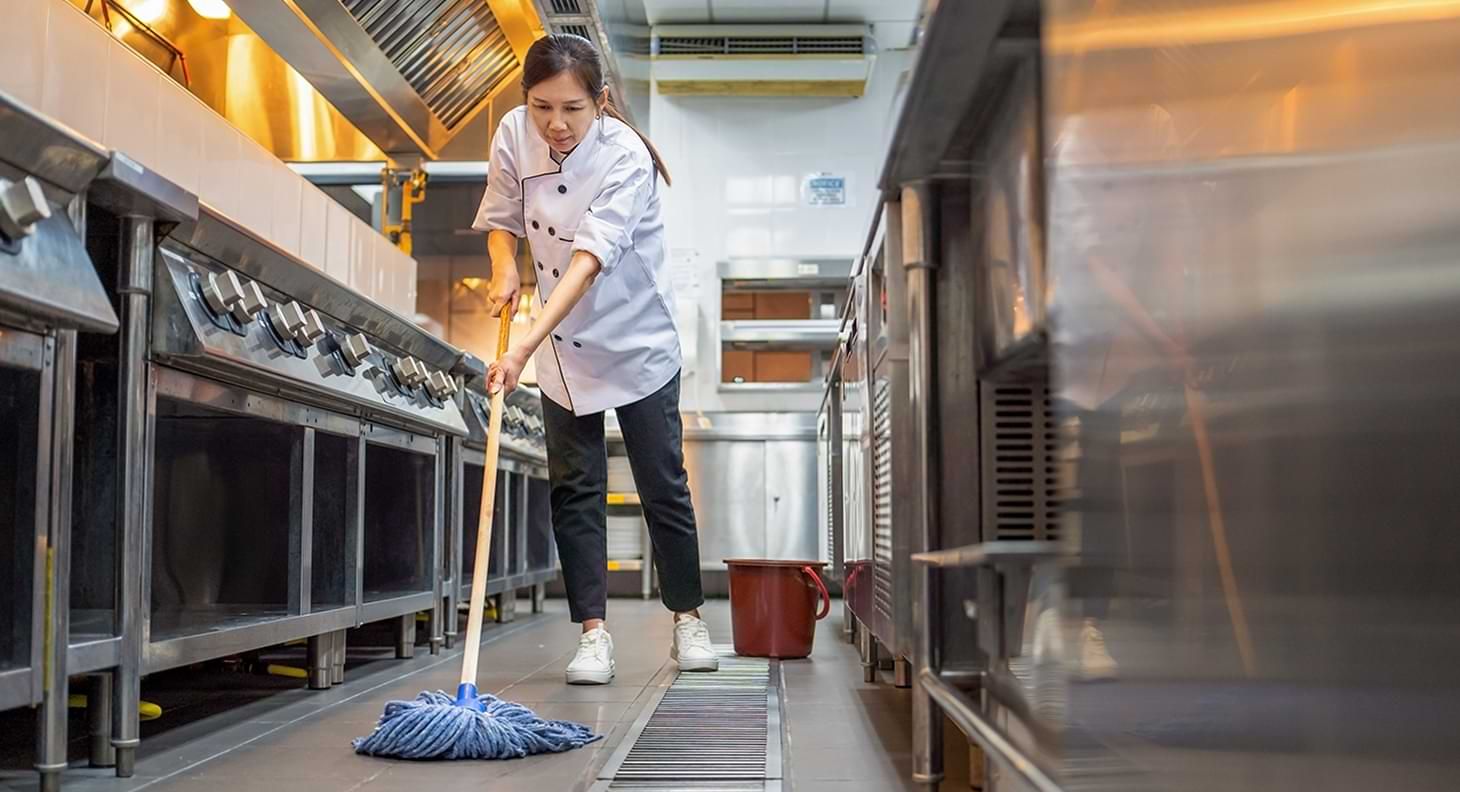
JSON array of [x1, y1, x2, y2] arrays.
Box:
[[980, 382, 1065, 542], [871, 378, 894, 620], [657, 35, 866, 56], [548, 0, 583, 13], [341, 0, 518, 130], [559, 23, 593, 40]]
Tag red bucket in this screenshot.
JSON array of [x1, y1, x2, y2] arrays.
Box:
[[725, 559, 832, 659]]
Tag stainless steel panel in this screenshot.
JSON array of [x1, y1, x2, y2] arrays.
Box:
[[679, 412, 817, 442], [764, 439, 819, 562], [144, 606, 359, 674], [719, 257, 855, 290], [166, 208, 467, 376], [67, 637, 122, 676], [685, 441, 766, 566], [152, 246, 466, 438], [0, 329, 48, 714], [977, 60, 1046, 367], [88, 153, 198, 226], [0, 90, 108, 195], [1045, 2, 1460, 790], [358, 591, 437, 626], [0, 210, 118, 335], [720, 319, 840, 350]]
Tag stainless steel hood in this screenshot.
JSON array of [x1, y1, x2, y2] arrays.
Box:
[[229, 0, 537, 160]]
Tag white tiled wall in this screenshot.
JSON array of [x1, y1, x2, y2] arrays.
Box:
[[0, 0, 419, 320], [649, 48, 913, 413]]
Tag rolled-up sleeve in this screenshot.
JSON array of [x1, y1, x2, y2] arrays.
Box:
[[572, 151, 652, 276], [472, 117, 524, 236]]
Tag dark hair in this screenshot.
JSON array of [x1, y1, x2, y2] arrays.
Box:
[[522, 34, 672, 186]]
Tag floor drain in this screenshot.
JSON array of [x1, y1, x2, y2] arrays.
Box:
[[594, 648, 783, 792]]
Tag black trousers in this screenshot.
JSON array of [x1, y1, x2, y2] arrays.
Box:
[[542, 372, 705, 623]]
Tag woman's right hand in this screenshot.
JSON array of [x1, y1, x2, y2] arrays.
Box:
[[487, 265, 520, 318]]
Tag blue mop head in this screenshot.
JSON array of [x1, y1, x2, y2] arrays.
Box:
[[353, 683, 600, 760]]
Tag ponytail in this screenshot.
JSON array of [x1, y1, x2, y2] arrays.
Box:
[[602, 98, 672, 187]]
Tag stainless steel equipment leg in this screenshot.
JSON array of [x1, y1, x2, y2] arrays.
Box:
[[905, 182, 944, 786], [860, 627, 879, 683], [395, 614, 415, 659], [532, 583, 546, 614], [896, 656, 915, 689], [89, 674, 116, 767], [843, 603, 855, 643], [429, 604, 444, 656], [307, 635, 331, 689], [330, 630, 346, 685], [113, 215, 152, 779], [641, 519, 653, 600], [38, 331, 77, 792], [494, 591, 517, 624]]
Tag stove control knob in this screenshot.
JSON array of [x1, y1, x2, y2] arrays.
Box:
[[0, 176, 50, 239], [340, 333, 371, 368], [392, 357, 426, 387], [296, 309, 327, 345], [270, 300, 307, 341], [426, 370, 453, 400], [230, 280, 267, 324], [202, 270, 245, 316]]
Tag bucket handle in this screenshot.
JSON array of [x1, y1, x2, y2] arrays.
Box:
[[801, 566, 832, 621]]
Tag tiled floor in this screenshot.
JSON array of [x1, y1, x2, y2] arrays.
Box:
[[0, 600, 969, 792]]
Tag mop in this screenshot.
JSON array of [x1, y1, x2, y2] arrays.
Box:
[[353, 310, 600, 760]]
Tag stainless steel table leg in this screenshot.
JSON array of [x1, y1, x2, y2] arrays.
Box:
[[395, 614, 415, 659], [532, 583, 546, 614], [895, 656, 914, 688], [114, 215, 152, 780], [89, 674, 116, 767], [495, 591, 517, 624], [860, 628, 878, 683], [307, 634, 331, 689], [330, 630, 346, 685]]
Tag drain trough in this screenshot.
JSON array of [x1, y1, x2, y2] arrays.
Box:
[[594, 648, 783, 792]]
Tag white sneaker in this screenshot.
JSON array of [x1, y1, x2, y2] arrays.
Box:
[[1078, 618, 1118, 681], [566, 627, 615, 685], [671, 615, 719, 672]]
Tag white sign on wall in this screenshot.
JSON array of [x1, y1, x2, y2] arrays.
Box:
[[803, 172, 848, 207]]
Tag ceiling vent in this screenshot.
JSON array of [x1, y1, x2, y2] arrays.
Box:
[[651, 25, 873, 97]]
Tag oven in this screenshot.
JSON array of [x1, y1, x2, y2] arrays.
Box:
[[0, 90, 121, 790]]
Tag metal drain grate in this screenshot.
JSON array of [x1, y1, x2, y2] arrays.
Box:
[[595, 650, 782, 791]]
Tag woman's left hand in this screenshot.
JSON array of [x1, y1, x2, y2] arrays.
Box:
[[488, 346, 529, 395]]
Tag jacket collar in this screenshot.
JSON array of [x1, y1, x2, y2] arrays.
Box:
[[522, 116, 606, 180]]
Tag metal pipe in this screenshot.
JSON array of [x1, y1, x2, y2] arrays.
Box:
[[920, 671, 1062, 792], [37, 330, 76, 792], [307, 635, 331, 690], [89, 674, 116, 768], [903, 181, 944, 786], [113, 216, 153, 779], [395, 614, 415, 659], [330, 630, 347, 686]]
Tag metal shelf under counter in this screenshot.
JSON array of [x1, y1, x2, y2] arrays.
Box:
[[720, 319, 841, 350]]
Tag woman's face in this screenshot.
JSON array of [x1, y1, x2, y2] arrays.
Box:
[[527, 71, 605, 154]]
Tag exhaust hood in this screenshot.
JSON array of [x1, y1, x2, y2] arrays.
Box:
[[229, 0, 542, 160]]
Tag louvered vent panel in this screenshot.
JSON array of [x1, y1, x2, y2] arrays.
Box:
[[559, 23, 593, 40], [871, 378, 894, 621], [548, 0, 582, 13], [657, 36, 865, 56], [980, 383, 1065, 542], [341, 0, 518, 130]]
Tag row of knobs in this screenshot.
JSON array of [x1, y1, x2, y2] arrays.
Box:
[[503, 405, 543, 434], [202, 269, 457, 400]]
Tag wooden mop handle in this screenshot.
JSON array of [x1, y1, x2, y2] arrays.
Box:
[[460, 309, 514, 687]]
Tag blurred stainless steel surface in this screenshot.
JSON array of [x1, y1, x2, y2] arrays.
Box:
[[1045, 1, 1460, 789]]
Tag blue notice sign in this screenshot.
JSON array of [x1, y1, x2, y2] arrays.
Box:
[[805, 173, 847, 207]]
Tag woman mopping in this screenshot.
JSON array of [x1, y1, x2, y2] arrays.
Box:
[[477, 34, 718, 685]]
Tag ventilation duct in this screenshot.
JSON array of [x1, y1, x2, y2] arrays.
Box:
[[230, 0, 541, 159], [650, 25, 873, 97]]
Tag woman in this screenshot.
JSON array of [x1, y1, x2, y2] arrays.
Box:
[[476, 34, 717, 685]]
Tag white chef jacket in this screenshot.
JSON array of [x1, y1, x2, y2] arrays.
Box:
[[473, 106, 681, 416]]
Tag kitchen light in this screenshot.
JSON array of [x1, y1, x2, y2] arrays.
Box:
[[187, 0, 233, 19]]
